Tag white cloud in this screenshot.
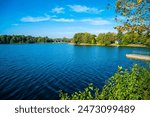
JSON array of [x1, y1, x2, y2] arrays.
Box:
[[20, 14, 111, 26], [80, 18, 111, 25], [52, 18, 75, 22], [51, 7, 64, 14], [21, 15, 50, 22], [68, 5, 104, 14]]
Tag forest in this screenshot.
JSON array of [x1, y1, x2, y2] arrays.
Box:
[[1, 31, 149, 46], [0, 35, 71, 44], [73, 32, 150, 46]]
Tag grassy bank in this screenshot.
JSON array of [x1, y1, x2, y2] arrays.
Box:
[[110, 44, 148, 48], [68, 43, 149, 48]]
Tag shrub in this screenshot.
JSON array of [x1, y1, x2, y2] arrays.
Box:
[[60, 64, 150, 100]]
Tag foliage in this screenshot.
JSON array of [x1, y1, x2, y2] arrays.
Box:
[[73, 32, 96, 45], [0, 31, 149, 46], [59, 83, 97, 100], [60, 64, 150, 100], [0, 35, 72, 44], [113, 0, 150, 34], [119, 32, 150, 45], [73, 32, 116, 45], [73, 32, 150, 46], [116, 31, 123, 42], [97, 32, 116, 45], [100, 64, 150, 100]]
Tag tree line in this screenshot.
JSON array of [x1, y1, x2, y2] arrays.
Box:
[[0, 35, 72, 44], [0, 32, 149, 46], [73, 32, 150, 46]]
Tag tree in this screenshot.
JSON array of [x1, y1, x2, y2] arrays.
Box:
[[113, 0, 150, 34], [117, 31, 123, 43], [105, 32, 116, 44], [73, 33, 83, 44], [0, 35, 61, 44], [73, 32, 96, 44], [83, 32, 91, 43], [121, 32, 134, 45], [96, 33, 106, 45], [100, 64, 150, 100], [62, 37, 71, 43], [90, 34, 97, 44], [96, 32, 116, 45]]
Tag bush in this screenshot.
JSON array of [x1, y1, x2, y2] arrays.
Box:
[[60, 64, 150, 100]]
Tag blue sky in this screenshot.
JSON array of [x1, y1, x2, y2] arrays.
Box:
[[0, 0, 118, 38]]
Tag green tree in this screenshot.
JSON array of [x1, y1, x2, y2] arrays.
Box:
[[73, 32, 96, 44], [96, 33, 106, 45], [73, 33, 82, 44], [117, 31, 123, 42], [90, 34, 97, 44], [113, 0, 150, 34], [96, 32, 116, 45], [121, 32, 133, 45], [62, 37, 71, 43]]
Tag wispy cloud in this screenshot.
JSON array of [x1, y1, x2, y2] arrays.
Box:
[[52, 18, 75, 22], [80, 18, 111, 25], [68, 5, 104, 14], [21, 15, 50, 22], [51, 7, 64, 14], [20, 12, 111, 26]]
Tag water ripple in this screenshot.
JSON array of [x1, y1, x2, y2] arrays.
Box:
[[0, 44, 149, 99]]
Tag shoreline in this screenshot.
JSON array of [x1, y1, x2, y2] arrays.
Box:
[[0, 43, 149, 48], [68, 43, 150, 48]]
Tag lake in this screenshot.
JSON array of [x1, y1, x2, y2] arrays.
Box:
[[0, 44, 149, 100]]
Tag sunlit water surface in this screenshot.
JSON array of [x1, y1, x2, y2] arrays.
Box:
[[0, 44, 149, 99]]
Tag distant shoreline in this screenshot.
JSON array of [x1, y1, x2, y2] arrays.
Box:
[[0, 42, 149, 48], [68, 43, 150, 48]]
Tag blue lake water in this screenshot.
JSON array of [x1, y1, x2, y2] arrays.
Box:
[[0, 44, 149, 100]]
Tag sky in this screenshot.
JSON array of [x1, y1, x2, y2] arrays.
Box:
[[0, 0, 118, 38]]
